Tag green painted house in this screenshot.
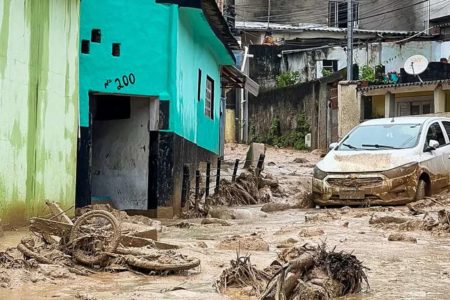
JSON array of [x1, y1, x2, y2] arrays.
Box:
[[77, 0, 256, 217], [0, 0, 80, 225]]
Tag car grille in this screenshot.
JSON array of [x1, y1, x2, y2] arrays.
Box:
[[327, 177, 383, 188]]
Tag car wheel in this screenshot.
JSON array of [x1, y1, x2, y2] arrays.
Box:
[[415, 179, 427, 201]]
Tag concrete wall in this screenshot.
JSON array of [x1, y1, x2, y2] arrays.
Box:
[[358, 0, 426, 31], [91, 98, 150, 210], [0, 0, 79, 225], [235, 0, 426, 31], [338, 82, 361, 140], [430, 0, 450, 21], [282, 41, 450, 83], [248, 75, 342, 150]]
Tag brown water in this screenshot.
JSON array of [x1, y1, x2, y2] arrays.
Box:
[[2, 145, 450, 299], [2, 206, 450, 299]]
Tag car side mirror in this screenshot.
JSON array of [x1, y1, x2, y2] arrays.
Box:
[[425, 139, 439, 152], [329, 142, 338, 151]]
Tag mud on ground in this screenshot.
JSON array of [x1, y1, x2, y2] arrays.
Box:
[[2, 144, 450, 299]]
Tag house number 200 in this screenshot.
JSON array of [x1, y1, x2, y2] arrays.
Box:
[[115, 73, 136, 90]]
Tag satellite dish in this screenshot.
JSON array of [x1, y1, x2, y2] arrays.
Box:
[[404, 55, 429, 75]]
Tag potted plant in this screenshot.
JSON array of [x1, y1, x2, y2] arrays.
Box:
[[359, 65, 375, 87]]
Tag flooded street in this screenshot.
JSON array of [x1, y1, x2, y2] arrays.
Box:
[[2, 144, 450, 299]]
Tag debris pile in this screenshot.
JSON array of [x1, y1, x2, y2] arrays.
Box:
[[369, 210, 450, 234], [215, 255, 271, 296], [217, 235, 270, 251], [216, 243, 369, 299], [186, 171, 282, 217], [0, 203, 200, 288], [209, 172, 280, 207]]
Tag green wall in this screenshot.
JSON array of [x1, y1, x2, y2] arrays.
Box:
[[0, 0, 79, 224], [80, 0, 234, 154], [176, 8, 233, 154], [80, 0, 177, 127]]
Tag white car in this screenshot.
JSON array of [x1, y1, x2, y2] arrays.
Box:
[[313, 116, 450, 206]]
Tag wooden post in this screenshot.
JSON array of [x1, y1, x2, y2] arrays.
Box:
[[232, 159, 240, 182], [205, 162, 211, 198], [181, 165, 190, 209], [215, 157, 221, 194], [255, 154, 266, 177], [195, 170, 200, 212]]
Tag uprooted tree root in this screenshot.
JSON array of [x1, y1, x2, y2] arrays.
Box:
[[216, 243, 369, 300], [215, 254, 271, 296]]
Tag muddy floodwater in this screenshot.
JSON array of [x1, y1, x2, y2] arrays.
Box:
[[2, 145, 450, 299]]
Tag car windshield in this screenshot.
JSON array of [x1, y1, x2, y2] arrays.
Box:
[[338, 123, 422, 151]]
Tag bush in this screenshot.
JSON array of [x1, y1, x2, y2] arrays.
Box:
[[275, 71, 300, 88], [251, 113, 311, 150], [360, 65, 375, 82]]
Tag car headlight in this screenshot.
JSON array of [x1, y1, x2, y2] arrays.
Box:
[[313, 166, 327, 180], [383, 162, 418, 179]]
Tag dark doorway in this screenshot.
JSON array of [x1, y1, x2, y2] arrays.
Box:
[[76, 94, 157, 210]]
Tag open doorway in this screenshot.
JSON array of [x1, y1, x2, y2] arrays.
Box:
[[90, 94, 152, 210]]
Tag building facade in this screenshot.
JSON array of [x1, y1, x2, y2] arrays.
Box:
[[77, 0, 249, 218], [234, 0, 429, 32], [0, 0, 80, 225]]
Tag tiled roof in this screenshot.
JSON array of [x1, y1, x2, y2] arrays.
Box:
[[358, 79, 450, 92]]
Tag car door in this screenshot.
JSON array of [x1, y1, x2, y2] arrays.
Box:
[[440, 121, 450, 184], [421, 121, 449, 191]]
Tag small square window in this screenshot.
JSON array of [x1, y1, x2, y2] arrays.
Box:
[[112, 43, 121, 57], [91, 29, 101, 43], [81, 40, 90, 54], [205, 76, 214, 119]]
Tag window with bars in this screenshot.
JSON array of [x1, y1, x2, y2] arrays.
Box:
[[328, 1, 358, 28], [205, 76, 214, 119]]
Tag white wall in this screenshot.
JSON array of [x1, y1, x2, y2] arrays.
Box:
[[284, 40, 450, 82], [92, 98, 151, 210]]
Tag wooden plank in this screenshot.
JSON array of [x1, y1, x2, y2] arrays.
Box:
[[30, 218, 72, 237], [45, 201, 73, 225], [119, 235, 179, 250]]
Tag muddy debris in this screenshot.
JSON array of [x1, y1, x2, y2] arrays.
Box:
[[293, 157, 308, 164], [299, 228, 325, 237], [277, 238, 299, 249], [261, 195, 314, 213], [387, 233, 418, 243], [217, 235, 270, 251], [0, 203, 202, 288], [305, 211, 340, 223], [167, 221, 195, 229], [369, 215, 411, 225], [215, 254, 271, 296], [185, 169, 284, 219], [201, 218, 232, 226], [217, 243, 369, 300], [261, 202, 291, 213], [208, 207, 267, 220], [208, 172, 280, 207]]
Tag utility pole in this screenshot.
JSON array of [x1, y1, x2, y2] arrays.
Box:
[[347, 0, 354, 80], [267, 0, 271, 28]]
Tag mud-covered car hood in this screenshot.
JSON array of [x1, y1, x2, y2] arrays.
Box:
[[317, 150, 416, 173]]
